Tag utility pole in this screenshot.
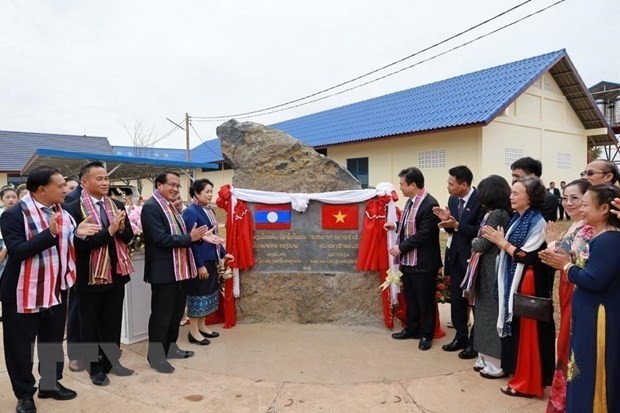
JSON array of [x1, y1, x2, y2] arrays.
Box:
[[185, 112, 190, 162]]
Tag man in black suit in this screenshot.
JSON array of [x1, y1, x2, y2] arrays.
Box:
[[386, 167, 442, 351], [433, 166, 482, 359], [548, 181, 562, 220], [0, 166, 99, 413], [558, 181, 567, 220], [66, 161, 135, 386], [510, 157, 557, 222], [142, 171, 207, 373]]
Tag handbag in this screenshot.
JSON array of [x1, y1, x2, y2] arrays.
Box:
[[512, 292, 553, 323]]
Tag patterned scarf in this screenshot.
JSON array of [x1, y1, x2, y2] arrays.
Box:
[[79, 192, 134, 285], [399, 187, 427, 266], [460, 211, 492, 304], [152, 190, 197, 281], [499, 207, 543, 336], [17, 193, 77, 313]]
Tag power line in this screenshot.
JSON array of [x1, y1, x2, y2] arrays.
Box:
[[193, 0, 565, 122], [189, 121, 222, 158], [151, 119, 184, 145], [192, 0, 543, 121]]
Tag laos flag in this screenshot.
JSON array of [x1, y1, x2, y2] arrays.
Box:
[[255, 203, 291, 229]]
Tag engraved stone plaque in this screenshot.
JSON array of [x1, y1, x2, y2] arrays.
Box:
[[251, 201, 362, 273]]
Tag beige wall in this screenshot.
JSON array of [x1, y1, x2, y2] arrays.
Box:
[[483, 71, 588, 186], [0, 173, 7, 187]]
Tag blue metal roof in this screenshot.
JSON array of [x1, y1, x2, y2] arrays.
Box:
[[154, 49, 579, 163], [112, 145, 187, 161], [271, 49, 567, 147]]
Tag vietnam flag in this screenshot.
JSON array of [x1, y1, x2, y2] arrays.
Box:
[[321, 204, 359, 230], [255, 203, 291, 229]]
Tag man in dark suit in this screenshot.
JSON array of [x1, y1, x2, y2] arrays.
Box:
[[433, 166, 482, 359], [0, 166, 99, 413], [386, 167, 442, 351], [548, 181, 562, 220], [510, 157, 557, 222], [66, 161, 135, 386], [558, 181, 567, 220], [141, 171, 207, 373]]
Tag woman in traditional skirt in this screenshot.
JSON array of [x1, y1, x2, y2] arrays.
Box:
[[182, 179, 233, 345]]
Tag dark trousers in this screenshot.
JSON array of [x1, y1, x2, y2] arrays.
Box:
[[449, 254, 474, 344], [401, 266, 436, 340], [78, 284, 126, 375], [148, 281, 187, 363], [2, 293, 67, 398], [65, 286, 81, 361], [558, 205, 565, 220]]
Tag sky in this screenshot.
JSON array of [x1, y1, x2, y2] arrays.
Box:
[[1, 0, 618, 151]]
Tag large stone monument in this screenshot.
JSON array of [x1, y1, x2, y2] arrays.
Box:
[[217, 120, 383, 325]]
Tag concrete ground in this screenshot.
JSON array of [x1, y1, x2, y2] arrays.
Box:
[[0, 304, 548, 413]]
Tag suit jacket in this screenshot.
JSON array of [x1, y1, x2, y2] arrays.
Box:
[[398, 193, 442, 274], [66, 198, 133, 293], [0, 203, 62, 303], [182, 204, 226, 268], [541, 191, 558, 222], [141, 197, 193, 284], [444, 188, 483, 277]]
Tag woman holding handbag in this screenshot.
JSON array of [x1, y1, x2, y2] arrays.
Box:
[[481, 176, 555, 398], [462, 175, 511, 378], [540, 184, 620, 412]]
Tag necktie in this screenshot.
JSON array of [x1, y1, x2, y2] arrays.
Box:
[[399, 199, 413, 237], [458, 198, 466, 219], [97, 201, 110, 227]]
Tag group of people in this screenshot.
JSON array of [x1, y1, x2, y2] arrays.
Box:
[[386, 157, 620, 412], [0, 164, 232, 413]]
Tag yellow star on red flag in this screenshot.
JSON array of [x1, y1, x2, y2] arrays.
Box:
[[333, 210, 347, 223]]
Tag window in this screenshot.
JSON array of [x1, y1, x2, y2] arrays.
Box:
[[504, 148, 524, 167], [557, 152, 572, 169], [418, 150, 445, 169], [6, 174, 25, 186], [347, 157, 369, 188]]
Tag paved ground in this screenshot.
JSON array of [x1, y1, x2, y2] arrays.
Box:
[[0, 304, 548, 412]]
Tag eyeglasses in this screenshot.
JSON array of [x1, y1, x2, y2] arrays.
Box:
[[561, 195, 583, 204], [164, 182, 182, 189], [580, 170, 605, 177]]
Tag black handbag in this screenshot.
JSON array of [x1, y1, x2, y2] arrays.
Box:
[[513, 293, 554, 323]]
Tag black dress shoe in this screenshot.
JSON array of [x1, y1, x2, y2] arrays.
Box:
[[188, 332, 211, 346], [418, 338, 432, 351], [442, 338, 467, 352], [199, 330, 219, 338], [37, 382, 77, 400], [149, 360, 175, 374], [90, 372, 110, 386], [167, 348, 195, 359], [391, 329, 420, 340], [109, 364, 135, 377], [16, 396, 36, 413], [458, 345, 478, 360]]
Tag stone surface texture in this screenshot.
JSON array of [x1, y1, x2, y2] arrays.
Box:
[[217, 119, 361, 192], [217, 119, 379, 325]]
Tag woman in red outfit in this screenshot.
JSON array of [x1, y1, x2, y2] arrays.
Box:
[[482, 177, 555, 398], [543, 179, 592, 412]]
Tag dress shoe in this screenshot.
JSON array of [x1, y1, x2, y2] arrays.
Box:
[[480, 371, 508, 379], [188, 332, 211, 346], [391, 329, 420, 340], [16, 396, 36, 413], [442, 339, 467, 352], [199, 330, 219, 338], [418, 338, 432, 351], [37, 382, 77, 400], [458, 345, 478, 360], [168, 348, 195, 359], [149, 360, 175, 374], [68, 359, 85, 372], [109, 364, 135, 377], [90, 372, 110, 386]]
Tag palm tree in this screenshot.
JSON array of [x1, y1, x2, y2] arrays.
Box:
[[587, 146, 603, 162]]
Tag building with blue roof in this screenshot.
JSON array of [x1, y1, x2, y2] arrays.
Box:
[[190, 49, 614, 196]]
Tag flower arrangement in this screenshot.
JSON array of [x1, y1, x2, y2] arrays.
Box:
[[126, 204, 144, 253], [436, 268, 451, 303]]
